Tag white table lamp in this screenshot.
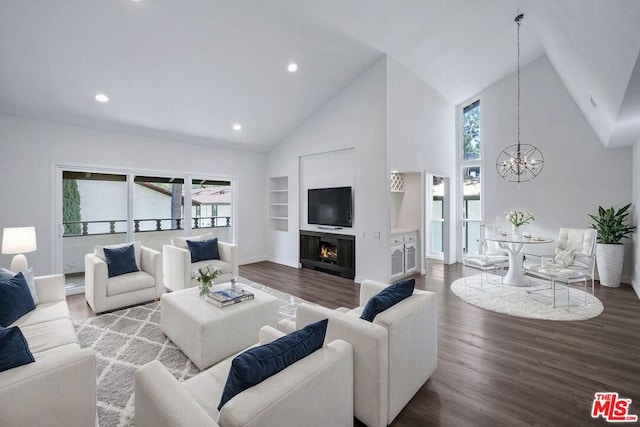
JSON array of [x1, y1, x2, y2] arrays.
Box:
[[2, 226, 37, 272]]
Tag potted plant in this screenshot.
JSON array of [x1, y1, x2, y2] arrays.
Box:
[[588, 203, 637, 287]]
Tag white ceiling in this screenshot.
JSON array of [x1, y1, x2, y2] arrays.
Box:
[[0, 0, 639, 150]]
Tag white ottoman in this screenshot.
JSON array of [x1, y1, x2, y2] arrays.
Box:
[[161, 283, 279, 370]]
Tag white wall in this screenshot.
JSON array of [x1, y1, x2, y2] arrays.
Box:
[[482, 55, 634, 279], [0, 114, 268, 274], [386, 57, 457, 265], [267, 57, 389, 282], [633, 140, 640, 297]]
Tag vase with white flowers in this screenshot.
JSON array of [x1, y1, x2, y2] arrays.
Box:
[[505, 211, 534, 238], [196, 265, 220, 298]]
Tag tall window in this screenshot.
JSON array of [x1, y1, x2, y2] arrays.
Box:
[[459, 99, 482, 257]]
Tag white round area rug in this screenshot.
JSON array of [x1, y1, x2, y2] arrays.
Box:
[[450, 274, 604, 321]]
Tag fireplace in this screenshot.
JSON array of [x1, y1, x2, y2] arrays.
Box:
[[300, 231, 355, 279], [319, 241, 338, 263]]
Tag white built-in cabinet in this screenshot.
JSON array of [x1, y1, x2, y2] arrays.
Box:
[[390, 231, 418, 281], [269, 176, 288, 231]]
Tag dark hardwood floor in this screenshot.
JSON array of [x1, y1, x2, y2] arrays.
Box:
[[68, 260, 640, 426]]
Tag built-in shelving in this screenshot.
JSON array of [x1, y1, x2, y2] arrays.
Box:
[[269, 176, 288, 231]]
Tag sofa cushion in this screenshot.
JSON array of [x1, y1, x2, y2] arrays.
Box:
[[0, 326, 35, 372], [104, 244, 139, 278], [360, 278, 415, 322], [187, 238, 220, 263], [191, 259, 232, 276], [11, 301, 71, 328], [0, 267, 38, 305], [171, 233, 216, 250], [20, 318, 79, 355], [218, 318, 328, 410], [106, 271, 155, 297], [0, 272, 36, 327], [94, 241, 141, 270]]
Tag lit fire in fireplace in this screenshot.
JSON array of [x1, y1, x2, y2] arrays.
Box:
[[320, 243, 338, 260]]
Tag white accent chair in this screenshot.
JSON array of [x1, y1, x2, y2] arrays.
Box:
[[85, 241, 163, 313], [280, 279, 437, 427], [135, 326, 353, 427], [525, 228, 597, 307], [463, 225, 508, 287], [163, 233, 239, 292]]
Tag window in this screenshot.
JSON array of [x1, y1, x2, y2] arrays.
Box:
[[459, 99, 482, 257], [462, 100, 480, 161]]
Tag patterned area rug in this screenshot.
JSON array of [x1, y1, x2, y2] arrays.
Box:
[[450, 273, 604, 321], [75, 279, 310, 427]]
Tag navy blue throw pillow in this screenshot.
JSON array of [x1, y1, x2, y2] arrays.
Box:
[[218, 318, 329, 410], [0, 272, 36, 327], [187, 238, 220, 263], [103, 244, 139, 278], [360, 279, 415, 322], [0, 325, 35, 372]]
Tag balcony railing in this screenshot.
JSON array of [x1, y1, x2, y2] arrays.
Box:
[[63, 216, 231, 237]]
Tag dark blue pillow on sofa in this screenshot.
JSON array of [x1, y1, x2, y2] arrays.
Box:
[[218, 318, 329, 410], [0, 325, 35, 372], [360, 279, 415, 322], [0, 272, 36, 327], [187, 238, 220, 263], [103, 244, 139, 278]]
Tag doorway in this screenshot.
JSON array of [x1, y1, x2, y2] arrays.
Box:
[[425, 174, 451, 263]]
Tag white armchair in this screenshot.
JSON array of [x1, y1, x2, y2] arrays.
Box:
[[282, 279, 438, 427], [163, 233, 238, 292], [85, 242, 163, 313], [135, 326, 353, 427]]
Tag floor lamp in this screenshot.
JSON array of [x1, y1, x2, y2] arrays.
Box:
[[2, 226, 37, 272]]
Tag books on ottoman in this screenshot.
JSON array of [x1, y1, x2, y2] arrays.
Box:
[[207, 288, 254, 308]]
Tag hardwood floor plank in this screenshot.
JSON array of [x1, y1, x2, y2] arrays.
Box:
[[67, 259, 640, 426]]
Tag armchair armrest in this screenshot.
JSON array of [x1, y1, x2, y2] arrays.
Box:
[[34, 274, 66, 304], [259, 325, 286, 344], [135, 361, 218, 427], [141, 246, 163, 296], [0, 347, 96, 427], [295, 302, 388, 427], [220, 339, 353, 427], [85, 253, 108, 313], [217, 242, 239, 277], [162, 245, 191, 292], [359, 279, 389, 307]]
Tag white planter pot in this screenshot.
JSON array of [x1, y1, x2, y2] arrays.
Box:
[[596, 243, 625, 288]]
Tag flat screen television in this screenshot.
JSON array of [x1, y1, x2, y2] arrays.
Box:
[[308, 186, 352, 228]]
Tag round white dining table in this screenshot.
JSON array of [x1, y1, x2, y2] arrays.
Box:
[[484, 235, 554, 286]]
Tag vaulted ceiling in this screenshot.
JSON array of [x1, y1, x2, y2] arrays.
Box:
[[0, 1, 639, 151]]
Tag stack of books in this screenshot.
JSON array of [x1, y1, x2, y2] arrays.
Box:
[[207, 287, 254, 308]]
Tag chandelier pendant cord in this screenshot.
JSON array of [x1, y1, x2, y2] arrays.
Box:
[[516, 13, 521, 175]]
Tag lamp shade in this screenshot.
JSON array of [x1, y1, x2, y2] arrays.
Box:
[[2, 227, 37, 255]]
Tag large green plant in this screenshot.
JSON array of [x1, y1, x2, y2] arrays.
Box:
[[588, 204, 637, 244], [63, 179, 82, 235]]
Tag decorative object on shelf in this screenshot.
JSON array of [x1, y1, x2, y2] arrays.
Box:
[[496, 13, 544, 183], [1, 227, 37, 272], [588, 203, 637, 287], [390, 171, 405, 192], [196, 265, 220, 298], [506, 210, 534, 238]]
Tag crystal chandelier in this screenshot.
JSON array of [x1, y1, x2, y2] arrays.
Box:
[[496, 13, 544, 183]]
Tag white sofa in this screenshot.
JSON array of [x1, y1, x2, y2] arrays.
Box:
[[282, 279, 438, 427], [85, 242, 163, 313], [163, 233, 239, 292], [0, 274, 96, 427], [135, 326, 353, 427]]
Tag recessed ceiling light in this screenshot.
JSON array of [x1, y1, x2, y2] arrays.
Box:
[[232, 123, 242, 131], [287, 63, 298, 73], [95, 93, 109, 103]]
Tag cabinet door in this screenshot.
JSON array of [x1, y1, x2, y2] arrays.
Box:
[[390, 245, 405, 281], [404, 242, 417, 275]]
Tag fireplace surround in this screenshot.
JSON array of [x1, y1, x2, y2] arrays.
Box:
[[299, 230, 355, 279]]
